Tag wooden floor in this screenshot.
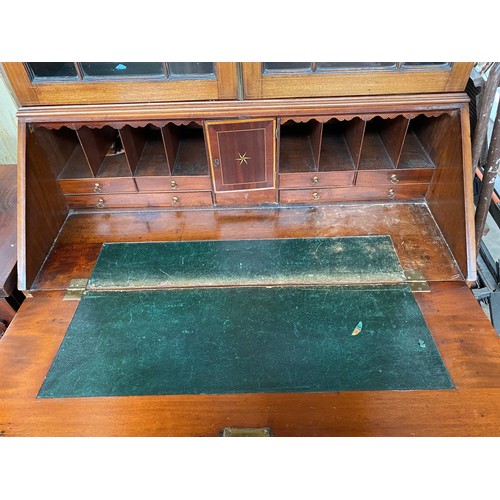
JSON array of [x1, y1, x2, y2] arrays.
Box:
[[1, 202, 500, 436]]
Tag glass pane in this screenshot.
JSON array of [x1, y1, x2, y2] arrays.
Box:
[[316, 62, 397, 71], [167, 62, 215, 77], [264, 62, 312, 72], [402, 62, 451, 68], [81, 62, 165, 78], [28, 62, 78, 79]]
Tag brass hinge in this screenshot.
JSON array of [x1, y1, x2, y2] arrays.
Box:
[[404, 270, 430, 293], [222, 427, 272, 437], [63, 278, 88, 301]]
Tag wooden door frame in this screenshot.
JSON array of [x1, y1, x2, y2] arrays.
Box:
[[242, 63, 474, 99], [1, 63, 239, 106]]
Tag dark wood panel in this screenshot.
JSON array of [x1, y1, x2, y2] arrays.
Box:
[[206, 119, 276, 192], [423, 110, 475, 284], [0, 298, 16, 324], [356, 168, 434, 186], [21, 125, 69, 290]]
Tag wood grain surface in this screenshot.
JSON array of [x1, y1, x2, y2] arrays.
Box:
[[1, 281, 499, 436]]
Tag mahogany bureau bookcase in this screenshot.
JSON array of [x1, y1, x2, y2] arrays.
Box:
[[1, 61, 500, 436]]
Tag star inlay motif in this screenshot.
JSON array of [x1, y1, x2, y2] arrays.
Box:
[[235, 152, 251, 165]]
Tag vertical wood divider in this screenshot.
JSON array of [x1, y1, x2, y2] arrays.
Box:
[[378, 115, 410, 168], [76, 126, 116, 177], [161, 124, 179, 175], [345, 117, 366, 182], [120, 125, 146, 176], [310, 121, 323, 171]]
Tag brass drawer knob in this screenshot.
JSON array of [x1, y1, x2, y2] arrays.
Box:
[[312, 191, 320, 201], [387, 188, 396, 199], [312, 176, 319, 185], [170, 180, 178, 189], [94, 182, 102, 193], [96, 198, 105, 208], [172, 196, 180, 205], [390, 174, 399, 184]]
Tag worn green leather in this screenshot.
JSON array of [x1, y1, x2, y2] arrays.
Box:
[[38, 284, 453, 398], [88, 236, 405, 290]]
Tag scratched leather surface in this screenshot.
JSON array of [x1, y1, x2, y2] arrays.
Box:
[[88, 236, 405, 290], [38, 284, 453, 398]]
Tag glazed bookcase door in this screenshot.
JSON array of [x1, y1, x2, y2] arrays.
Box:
[[241, 62, 474, 99], [1, 62, 239, 106]]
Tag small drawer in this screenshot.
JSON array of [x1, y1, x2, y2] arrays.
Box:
[[355, 168, 434, 186], [214, 189, 277, 206], [279, 171, 355, 189], [58, 177, 137, 195], [279, 184, 429, 204], [65, 191, 213, 209], [135, 175, 212, 192]]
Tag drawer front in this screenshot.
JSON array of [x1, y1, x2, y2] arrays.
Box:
[[58, 177, 138, 195], [214, 188, 277, 206], [65, 191, 213, 209], [355, 168, 434, 186], [135, 175, 212, 192], [279, 171, 355, 189], [279, 184, 429, 204]]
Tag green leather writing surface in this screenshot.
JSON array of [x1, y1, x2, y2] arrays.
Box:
[[88, 236, 405, 290], [38, 285, 453, 398]]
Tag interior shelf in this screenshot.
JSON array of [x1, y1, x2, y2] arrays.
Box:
[[132, 126, 170, 177], [279, 120, 321, 173], [319, 118, 364, 172], [398, 116, 436, 169], [171, 125, 208, 176]]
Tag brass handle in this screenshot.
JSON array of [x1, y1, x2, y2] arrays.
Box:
[[390, 174, 399, 184], [96, 198, 105, 209], [387, 188, 396, 199], [172, 196, 180, 205], [312, 176, 319, 185], [213, 158, 220, 167], [170, 180, 178, 189], [94, 182, 102, 193], [312, 191, 320, 201]]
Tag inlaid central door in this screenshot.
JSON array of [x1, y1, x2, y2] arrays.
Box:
[[205, 118, 277, 205]]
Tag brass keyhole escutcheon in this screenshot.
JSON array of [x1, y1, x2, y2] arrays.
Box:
[[390, 174, 399, 184], [312, 191, 320, 201], [387, 188, 396, 199], [213, 158, 220, 167], [312, 176, 319, 185], [94, 182, 102, 193], [170, 180, 178, 189], [172, 196, 180, 205], [96, 198, 105, 209]]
